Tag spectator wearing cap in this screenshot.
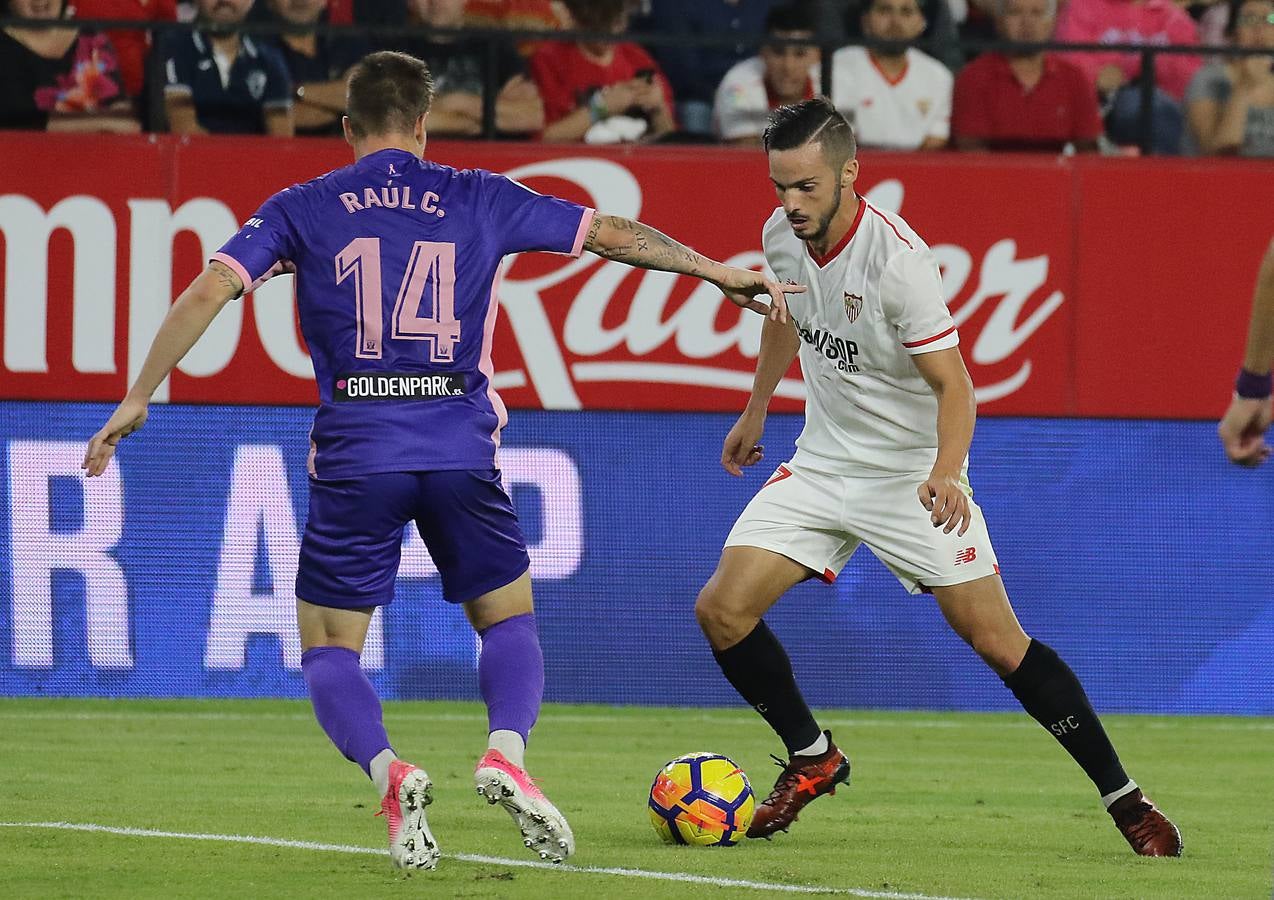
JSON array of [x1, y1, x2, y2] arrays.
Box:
[[642, 0, 775, 135], [714, 1, 819, 144], [830, 0, 953, 149], [159, 0, 294, 134], [528, 0, 675, 142], [952, 0, 1104, 151], [381, 0, 543, 136], [267, 0, 369, 136], [0, 0, 138, 131], [1184, 0, 1274, 156]]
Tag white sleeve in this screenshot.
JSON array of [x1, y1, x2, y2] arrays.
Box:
[[714, 69, 759, 141], [879, 249, 958, 354], [929, 67, 953, 141]]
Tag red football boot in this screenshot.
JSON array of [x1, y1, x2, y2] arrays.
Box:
[[747, 731, 851, 839], [1108, 789, 1183, 857]]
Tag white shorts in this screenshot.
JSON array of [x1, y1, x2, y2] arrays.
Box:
[[724, 461, 1000, 594]]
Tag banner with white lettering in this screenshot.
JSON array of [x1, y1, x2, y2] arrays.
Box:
[[1, 401, 1270, 713], [2, 135, 1270, 417]]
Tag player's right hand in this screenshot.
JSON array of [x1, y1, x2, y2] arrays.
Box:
[[718, 269, 803, 324], [721, 410, 766, 476], [82, 396, 149, 477], [1218, 394, 1273, 466]]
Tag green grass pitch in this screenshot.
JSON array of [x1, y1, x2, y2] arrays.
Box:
[[1, 699, 1271, 899]]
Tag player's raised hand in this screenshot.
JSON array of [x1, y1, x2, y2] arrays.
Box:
[[717, 268, 803, 324], [82, 396, 149, 477], [918, 471, 971, 536], [1218, 395, 1273, 466], [721, 409, 766, 476]]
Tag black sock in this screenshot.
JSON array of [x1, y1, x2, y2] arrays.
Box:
[[1003, 639, 1131, 797], [712, 620, 821, 754]]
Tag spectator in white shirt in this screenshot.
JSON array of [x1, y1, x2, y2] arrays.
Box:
[[714, 2, 822, 144], [830, 0, 953, 149]]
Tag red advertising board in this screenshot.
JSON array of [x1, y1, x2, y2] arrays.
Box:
[[0, 133, 1269, 417]]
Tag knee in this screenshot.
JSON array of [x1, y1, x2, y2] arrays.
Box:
[[694, 583, 754, 649], [968, 631, 1030, 678]]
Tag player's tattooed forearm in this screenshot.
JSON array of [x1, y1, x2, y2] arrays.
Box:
[[209, 260, 245, 297], [588, 215, 708, 278], [584, 214, 603, 250]]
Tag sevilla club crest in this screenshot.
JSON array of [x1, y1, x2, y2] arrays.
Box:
[[844, 292, 863, 323]]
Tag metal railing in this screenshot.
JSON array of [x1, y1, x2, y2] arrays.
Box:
[[1, 16, 1270, 155]]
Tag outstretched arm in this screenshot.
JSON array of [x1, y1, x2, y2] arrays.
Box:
[[82, 261, 244, 476], [1219, 238, 1274, 466], [583, 213, 797, 322]]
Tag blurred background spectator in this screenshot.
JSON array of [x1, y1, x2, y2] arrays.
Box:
[[1184, 0, 1274, 155], [73, 0, 177, 108], [267, 0, 367, 136], [812, 0, 964, 71], [159, 0, 294, 135], [830, 0, 953, 148], [640, 0, 774, 135], [529, 0, 674, 142], [0, 0, 139, 131], [465, 0, 565, 57], [714, 0, 818, 143], [1055, 0, 1201, 153], [952, 0, 1103, 151], [381, 0, 543, 136]]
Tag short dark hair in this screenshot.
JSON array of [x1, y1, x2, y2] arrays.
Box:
[[345, 51, 434, 139], [766, 1, 817, 33], [564, 0, 628, 31], [763, 97, 857, 164]]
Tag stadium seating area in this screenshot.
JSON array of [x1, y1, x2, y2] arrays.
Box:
[[1, 0, 1271, 155]]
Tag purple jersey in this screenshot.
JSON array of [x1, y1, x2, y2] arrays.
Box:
[[213, 148, 593, 478]]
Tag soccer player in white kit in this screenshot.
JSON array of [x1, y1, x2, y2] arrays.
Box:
[[695, 97, 1182, 856]]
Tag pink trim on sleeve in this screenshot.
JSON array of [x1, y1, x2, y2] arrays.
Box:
[[210, 252, 252, 296], [569, 208, 596, 258]]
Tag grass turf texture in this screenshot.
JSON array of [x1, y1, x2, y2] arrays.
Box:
[[0, 699, 1270, 899]]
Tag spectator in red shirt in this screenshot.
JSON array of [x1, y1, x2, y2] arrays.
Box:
[[72, 0, 177, 99], [528, 0, 675, 142], [952, 0, 1104, 151]]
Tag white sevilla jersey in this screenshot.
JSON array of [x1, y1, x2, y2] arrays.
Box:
[[762, 198, 960, 476]]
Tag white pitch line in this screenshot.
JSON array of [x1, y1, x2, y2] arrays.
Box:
[[0, 708, 1270, 731], [0, 821, 977, 900]]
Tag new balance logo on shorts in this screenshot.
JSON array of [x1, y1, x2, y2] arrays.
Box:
[[334, 372, 467, 402], [954, 547, 977, 565]]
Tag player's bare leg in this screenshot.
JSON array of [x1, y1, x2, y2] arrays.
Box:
[[297, 599, 439, 870], [696, 546, 851, 839], [933, 575, 1182, 857], [466, 572, 574, 863]]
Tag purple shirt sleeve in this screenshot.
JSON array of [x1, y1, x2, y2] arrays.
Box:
[[481, 173, 595, 258], [211, 192, 299, 293]]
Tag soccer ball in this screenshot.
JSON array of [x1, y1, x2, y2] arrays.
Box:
[[648, 752, 755, 846]]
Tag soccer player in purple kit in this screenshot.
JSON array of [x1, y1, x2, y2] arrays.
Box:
[[82, 51, 801, 872]]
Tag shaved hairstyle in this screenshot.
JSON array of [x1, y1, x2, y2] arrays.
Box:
[[763, 97, 857, 169], [346, 51, 435, 139]]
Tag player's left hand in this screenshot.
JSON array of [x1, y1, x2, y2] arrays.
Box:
[[918, 471, 971, 536], [82, 396, 149, 477], [1218, 394, 1273, 466], [718, 268, 803, 324]]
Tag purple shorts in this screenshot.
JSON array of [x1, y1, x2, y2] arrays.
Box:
[[296, 469, 529, 608]]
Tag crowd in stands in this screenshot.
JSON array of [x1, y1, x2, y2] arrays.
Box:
[[1, 0, 1271, 155]]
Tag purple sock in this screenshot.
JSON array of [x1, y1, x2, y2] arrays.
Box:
[[478, 613, 544, 742], [301, 646, 393, 777]]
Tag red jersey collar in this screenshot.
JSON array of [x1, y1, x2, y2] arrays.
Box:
[[806, 197, 866, 268]]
